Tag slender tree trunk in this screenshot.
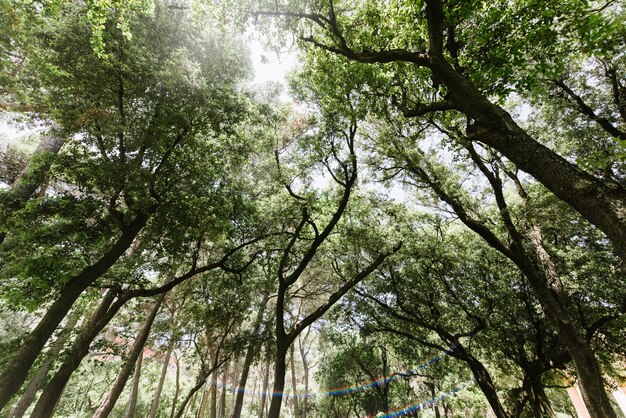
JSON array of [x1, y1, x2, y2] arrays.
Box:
[[170, 356, 181, 418], [198, 384, 211, 418], [149, 331, 177, 418], [210, 368, 218, 418], [299, 342, 309, 418], [219, 364, 228, 417], [456, 347, 510, 418], [93, 294, 164, 418], [259, 355, 270, 418], [30, 289, 121, 418], [190, 390, 200, 417], [290, 345, 299, 418], [267, 342, 288, 418], [9, 309, 81, 418], [231, 292, 269, 418], [0, 213, 149, 411], [230, 346, 257, 418], [249, 373, 258, 415], [123, 351, 144, 418], [173, 375, 207, 418]]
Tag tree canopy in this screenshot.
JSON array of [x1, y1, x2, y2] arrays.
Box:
[[0, 1, 624, 418]]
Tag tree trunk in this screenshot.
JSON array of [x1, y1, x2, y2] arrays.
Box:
[[267, 343, 288, 418], [259, 355, 270, 418], [219, 364, 229, 417], [11, 127, 65, 203], [0, 126, 65, 245], [231, 291, 269, 418], [529, 374, 556, 418], [198, 383, 211, 418], [210, 368, 218, 418], [173, 376, 207, 418], [0, 213, 149, 411], [9, 309, 81, 418], [149, 331, 177, 418], [93, 294, 164, 418], [231, 348, 262, 417], [430, 56, 626, 264], [299, 345, 309, 418], [457, 347, 510, 418], [30, 289, 121, 418], [170, 356, 181, 418], [521, 227, 616, 418], [290, 345, 299, 418], [123, 351, 143, 418]]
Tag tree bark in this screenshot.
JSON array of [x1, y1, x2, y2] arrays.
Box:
[[455, 346, 510, 418], [0, 212, 149, 412], [428, 56, 626, 264], [267, 342, 288, 418], [0, 126, 65, 245], [30, 289, 121, 418], [8, 309, 80, 418], [198, 383, 211, 418], [173, 375, 207, 418], [169, 356, 181, 418], [149, 329, 177, 418], [529, 374, 556, 418], [123, 351, 143, 418], [11, 127, 65, 203], [219, 363, 229, 417], [521, 227, 616, 418], [92, 294, 164, 418], [290, 345, 299, 418], [210, 356, 219, 418], [259, 354, 271, 418], [231, 292, 269, 418]]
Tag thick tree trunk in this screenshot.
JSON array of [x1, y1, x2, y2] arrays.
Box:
[[30, 289, 121, 418], [0, 126, 65, 245], [9, 309, 81, 418], [11, 127, 65, 203], [92, 295, 164, 418], [267, 343, 288, 418], [123, 351, 144, 418], [430, 56, 626, 263], [529, 374, 556, 418], [149, 331, 177, 418], [0, 213, 149, 412], [520, 228, 616, 418]]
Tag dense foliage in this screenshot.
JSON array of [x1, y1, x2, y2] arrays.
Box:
[[0, 1, 624, 417]]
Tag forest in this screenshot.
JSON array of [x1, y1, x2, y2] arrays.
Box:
[[0, 0, 625, 417]]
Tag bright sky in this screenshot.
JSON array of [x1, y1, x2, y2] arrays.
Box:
[[247, 30, 298, 100]]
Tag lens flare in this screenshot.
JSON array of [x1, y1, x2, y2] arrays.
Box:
[[212, 344, 459, 399]]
